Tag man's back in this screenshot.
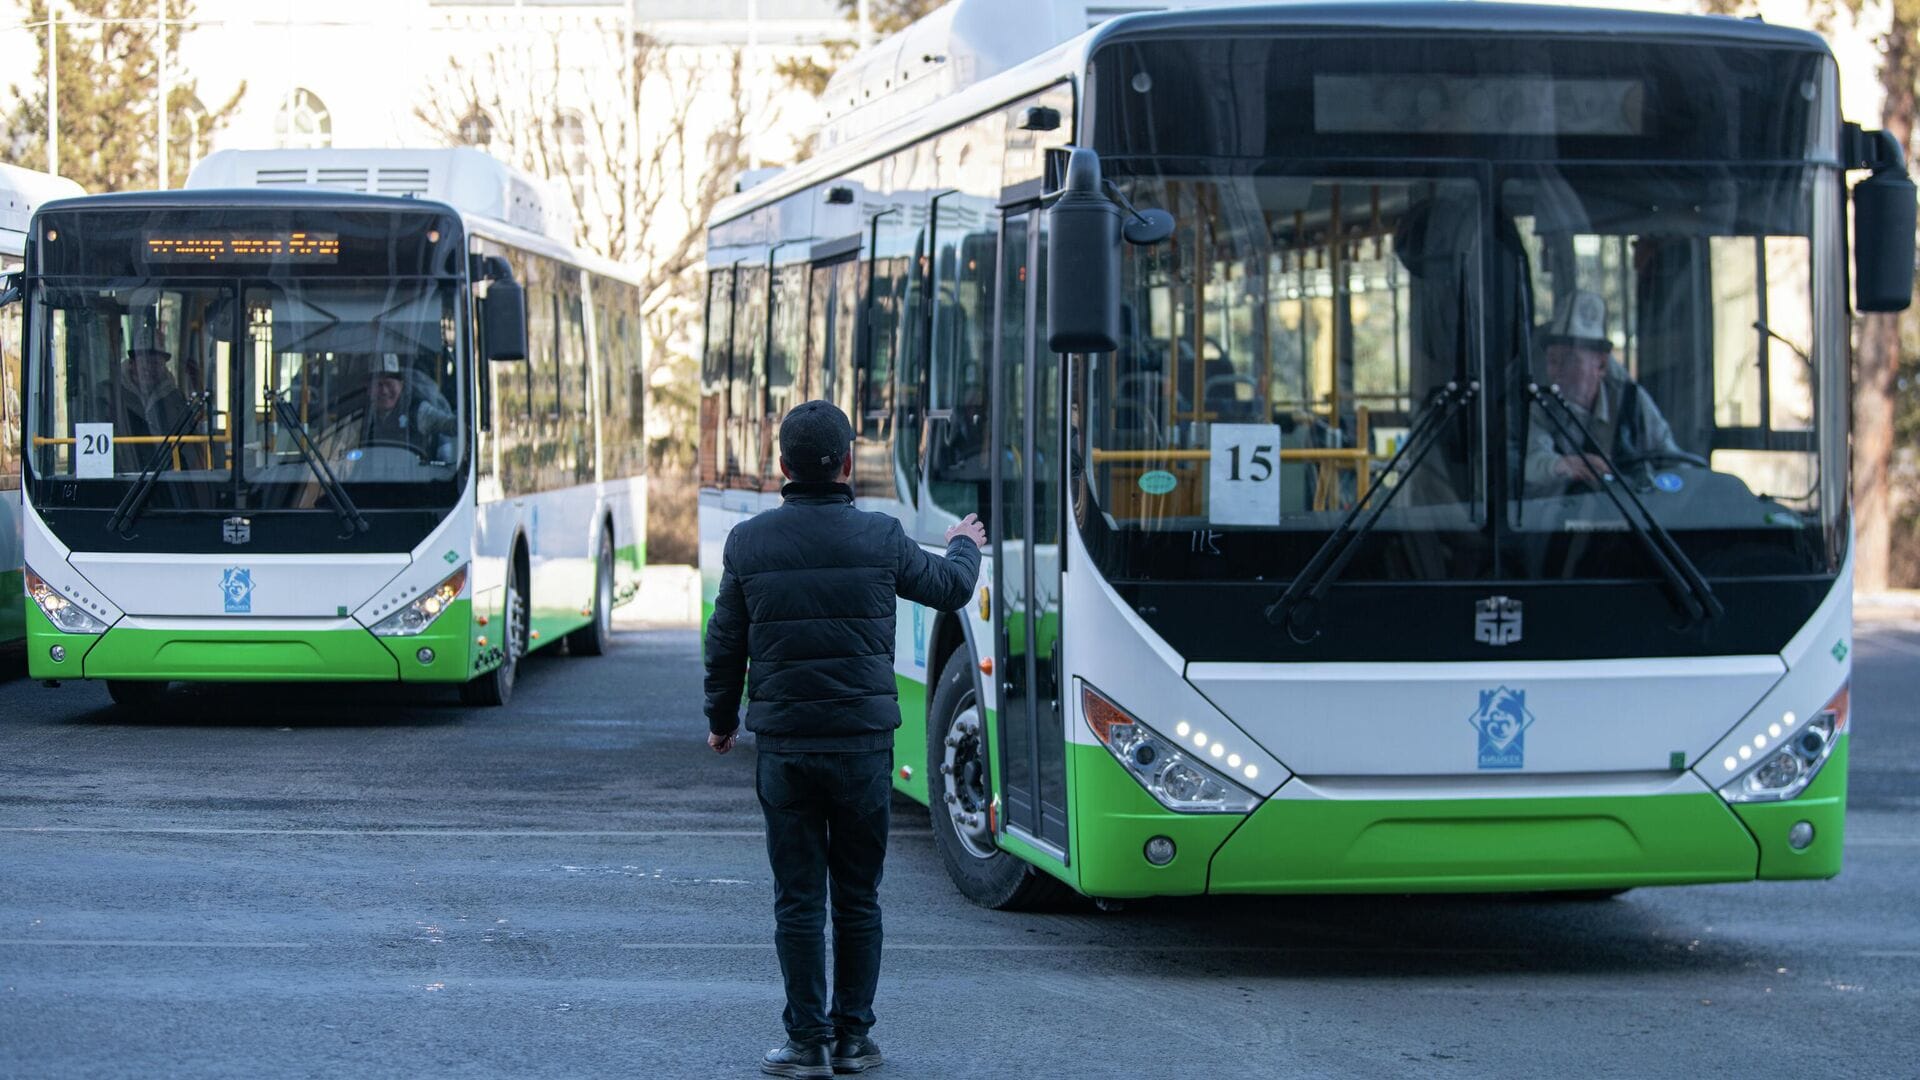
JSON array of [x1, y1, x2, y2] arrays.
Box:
[[702, 400, 983, 1075], [704, 479, 979, 753]]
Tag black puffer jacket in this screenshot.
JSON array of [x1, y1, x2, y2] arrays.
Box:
[[704, 481, 981, 752]]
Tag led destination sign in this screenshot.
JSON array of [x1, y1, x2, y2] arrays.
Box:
[[143, 231, 341, 263]]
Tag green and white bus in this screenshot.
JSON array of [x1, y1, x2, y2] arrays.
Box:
[[15, 148, 648, 706], [700, 0, 1915, 907], [3, 165, 85, 654]]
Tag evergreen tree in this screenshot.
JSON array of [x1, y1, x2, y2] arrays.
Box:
[[5, 0, 244, 192]]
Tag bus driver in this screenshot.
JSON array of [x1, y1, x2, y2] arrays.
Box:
[[1525, 289, 1688, 493], [359, 354, 455, 462]]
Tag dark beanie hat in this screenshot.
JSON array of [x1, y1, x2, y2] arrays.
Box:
[[779, 400, 854, 479]]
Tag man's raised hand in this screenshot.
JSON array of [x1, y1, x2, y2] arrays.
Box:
[[946, 513, 987, 549]]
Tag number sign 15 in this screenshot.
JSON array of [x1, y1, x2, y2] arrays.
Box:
[[1208, 423, 1282, 525]]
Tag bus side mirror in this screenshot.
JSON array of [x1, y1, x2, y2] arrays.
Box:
[[1046, 148, 1123, 354], [1848, 126, 1916, 313], [0, 271, 21, 308], [481, 270, 528, 362]]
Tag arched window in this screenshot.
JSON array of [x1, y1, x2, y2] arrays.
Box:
[[457, 108, 494, 149], [275, 88, 331, 149], [554, 110, 588, 177]]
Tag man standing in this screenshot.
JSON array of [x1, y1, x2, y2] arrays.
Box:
[[704, 400, 985, 1078]]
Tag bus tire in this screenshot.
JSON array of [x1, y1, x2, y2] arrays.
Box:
[[105, 680, 169, 710], [565, 531, 615, 657], [461, 566, 525, 707], [925, 656, 1073, 911]]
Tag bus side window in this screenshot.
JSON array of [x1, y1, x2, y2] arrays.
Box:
[[560, 271, 590, 484], [495, 249, 536, 497], [0, 298, 19, 492], [729, 264, 769, 488], [926, 206, 997, 521], [862, 213, 900, 435], [831, 261, 859, 422], [700, 267, 734, 488], [765, 262, 807, 490]]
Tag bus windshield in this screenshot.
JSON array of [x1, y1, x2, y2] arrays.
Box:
[[24, 206, 467, 522], [1075, 34, 1846, 587]]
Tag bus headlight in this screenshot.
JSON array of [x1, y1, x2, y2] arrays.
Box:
[[1718, 684, 1847, 804], [1081, 684, 1258, 814], [24, 566, 110, 635], [370, 566, 467, 637]]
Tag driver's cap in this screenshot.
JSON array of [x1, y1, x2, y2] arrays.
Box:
[[375, 353, 404, 377], [1543, 289, 1611, 351]]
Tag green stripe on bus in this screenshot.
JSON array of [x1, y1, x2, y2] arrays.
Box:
[[891, 672, 931, 804], [82, 625, 402, 681], [44, 599, 479, 683], [1206, 787, 1758, 895]]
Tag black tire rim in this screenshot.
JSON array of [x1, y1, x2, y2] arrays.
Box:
[[501, 579, 523, 690], [940, 692, 995, 860]]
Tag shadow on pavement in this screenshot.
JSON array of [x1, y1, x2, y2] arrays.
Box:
[[42, 645, 584, 729]]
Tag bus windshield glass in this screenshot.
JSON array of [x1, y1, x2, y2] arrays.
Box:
[[24, 206, 467, 517], [1075, 33, 1846, 586]]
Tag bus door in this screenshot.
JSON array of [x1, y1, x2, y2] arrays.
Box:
[[990, 206, 1070, 855]]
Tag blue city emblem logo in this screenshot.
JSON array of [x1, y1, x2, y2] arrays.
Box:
[[220, 567, 255, 614], [912, 605, 927, 668], [1469, 686, 1534, 769]]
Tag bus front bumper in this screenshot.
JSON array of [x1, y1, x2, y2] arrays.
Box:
[[1069, 737, 1848, 897], [25, 601, 477, 684]]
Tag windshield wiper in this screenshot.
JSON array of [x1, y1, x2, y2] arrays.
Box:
[[105, 391, 211, 536], [271, 394, 369, 538], [1528, 382, 1724, 625], [1265, 378, 1478, 642]]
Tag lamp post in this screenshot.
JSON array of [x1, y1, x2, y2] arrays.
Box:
[[157, 0, 169, 187], [46, 3, 58, 176]]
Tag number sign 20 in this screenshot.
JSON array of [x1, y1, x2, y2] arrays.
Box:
[[74, 422, 114, 479], [1208, 423, 1281, 526]]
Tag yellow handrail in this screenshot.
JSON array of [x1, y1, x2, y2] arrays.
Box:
[[1092, 408, 1376, 511], [34, 434, 214, 471]]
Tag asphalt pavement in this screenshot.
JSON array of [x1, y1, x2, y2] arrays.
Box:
[[1, 618, 1916, 1079]]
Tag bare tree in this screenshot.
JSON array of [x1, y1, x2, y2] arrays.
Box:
[[417, 22, 771, 559], [417, 26, 761, 443]]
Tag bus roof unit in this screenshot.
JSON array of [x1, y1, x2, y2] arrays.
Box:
[[0, 164, 84, 256], [817, 0, 1248, 150], [185, 147, 575, 242]]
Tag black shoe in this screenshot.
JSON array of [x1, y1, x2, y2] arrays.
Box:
[[831, 1034, 883, 1074], [762, 1041, 833, 1079]]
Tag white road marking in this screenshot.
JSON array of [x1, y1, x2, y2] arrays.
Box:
[[0, 940, 311, 948], [618, 942, 1532, 955]]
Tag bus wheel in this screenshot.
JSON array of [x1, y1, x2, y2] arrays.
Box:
[[106, 680, 169, 710], [565, 532, 615, 657], [461, 571, 524, 707], [925, 657, 1072, 911]]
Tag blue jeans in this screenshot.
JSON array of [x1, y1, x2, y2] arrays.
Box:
[[755, 748, 892, 1047]]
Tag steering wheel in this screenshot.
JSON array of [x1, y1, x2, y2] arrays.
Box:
[[354, 438, 431, 463], [1614, 448, 1710, 473]]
